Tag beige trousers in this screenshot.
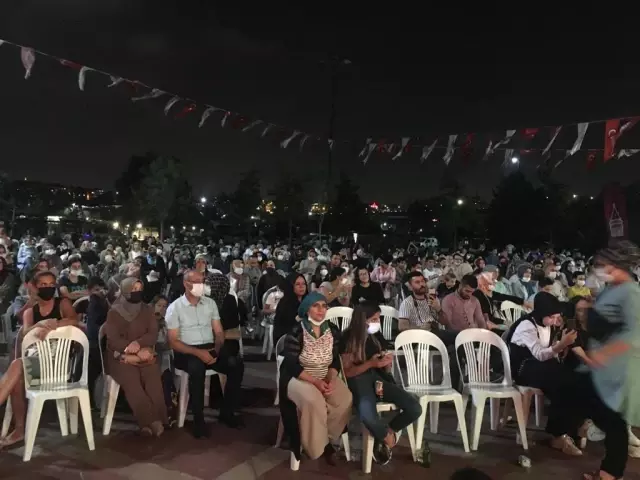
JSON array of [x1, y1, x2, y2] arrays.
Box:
[[287, 376, 353, 459]]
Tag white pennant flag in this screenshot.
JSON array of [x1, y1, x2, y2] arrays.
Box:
[[420, 139, 437, 164], [565, 122, 589, 158], [443, 134, 457, 165], [221, 111, 231, 127], [504, 148, 514, 166], [132, 88, 165, 102], [359, 138, 372, 157], [482, 140, 494, 161], [108, 76, 124, 88], [281, 130, 301, 149], [300, 134, 310, 151], [542, 126, 562, 157], [21, 47, 35, 79], [78, 66, 92, 91], [242, 120, 262, 132], [0, 40, 4, 47], [392, 137, 410, 160], [261, 123, 273, 137], [362, 143, 376, 165], [618, 149, 640, 159], [386, 143, 395, 154], [164, 96, 181, 116], [199, 106, 218, 127], [328, 138, 334, 150]]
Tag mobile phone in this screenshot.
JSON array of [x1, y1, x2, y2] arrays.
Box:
[[565, 318, 577, 331]]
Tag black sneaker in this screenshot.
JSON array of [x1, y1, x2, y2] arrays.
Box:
[[372, 441, 392, 465], [219, 413, 245, 429]]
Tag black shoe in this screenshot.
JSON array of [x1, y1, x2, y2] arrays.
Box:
[[192, 421, 211, 439], [219, 413, 244, 429], [372, 441, 392, 465], [323, 443, 338, 466]]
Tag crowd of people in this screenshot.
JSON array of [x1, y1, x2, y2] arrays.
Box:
[[0, 228, 638, 479]]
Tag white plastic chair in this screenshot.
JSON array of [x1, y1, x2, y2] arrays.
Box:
[[324, 306, 353, 331], [261, 286, 280, 360], [394, 330, 470, 453], [362, 402, 415, 474], [175, 368, 224, 428], [21, 326, 95, 462], [1, 326, 22, 437], [274, 335, 286, 407], [500, 301, 525, 325], [455, 328, 528, 451], [379, 305, 398, 342], [98, 324, 121, 435]]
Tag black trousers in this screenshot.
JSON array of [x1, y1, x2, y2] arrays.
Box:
[[575, 373, 628, 478], [87, 346, 103, 407], [174, 343, 244, 423], [516, 359, 584, 437]]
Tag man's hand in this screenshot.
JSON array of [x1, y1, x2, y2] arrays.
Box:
[[195, 349, 217, 365], [124, 341, 140, 354], [137, 348, 154, 362], [428, 295, 441, 312]]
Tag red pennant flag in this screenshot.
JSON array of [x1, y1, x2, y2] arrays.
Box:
[[587, 150, 598, 171], [604, 119, 620, 162], [59, 59, 82, 70], [232, 115, 249, 129], [461, 133, 474, 163], [376, 139, 387, 153], [175, 103, 196, 119], [523, 128, 539, 140]]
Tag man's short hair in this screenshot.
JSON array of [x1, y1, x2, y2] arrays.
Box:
[[460, 274, 478, 289], [88, 276, 106, 290], [407, 271, 424, 282], [32, 270, 56, 285]]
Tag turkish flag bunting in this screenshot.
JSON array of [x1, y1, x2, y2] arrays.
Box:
[[523, 128, 539, 140], [604, 119, 621, 162], [587, 150, 598, 171]]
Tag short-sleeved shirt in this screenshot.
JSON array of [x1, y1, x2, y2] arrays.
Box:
[[398, 295, 436, 329], [58, 275, 88, 295], [166, 294, 220, 346]]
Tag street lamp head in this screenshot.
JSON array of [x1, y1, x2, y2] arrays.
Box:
[[112, 222, 119, 229], [200, 197, 207, 204], [457, 199, 464, 205], [136, 223, 142, 229], [511, 156, 519, 164]]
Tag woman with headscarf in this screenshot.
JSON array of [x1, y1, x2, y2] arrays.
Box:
[[273, 273, 308, 343], [208, 272, 246, 366], [579, 242, 640, 479], [279, 292, 352, 465], [256, 259, 283, 311], [104, 277, 167, 436], [510, 264, 535, 300]]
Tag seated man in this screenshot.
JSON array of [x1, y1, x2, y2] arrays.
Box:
[[166, 269, 243, 438]]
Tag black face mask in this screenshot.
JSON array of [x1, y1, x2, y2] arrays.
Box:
[[266, 267, 276, 275], [38, 286, 56, 301], [128, 291, 143, 304]]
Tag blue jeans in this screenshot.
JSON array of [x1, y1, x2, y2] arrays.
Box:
[[351, 374, 422, 443]]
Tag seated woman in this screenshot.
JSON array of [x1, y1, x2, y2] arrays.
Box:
[[340, 302, 422, 465], [104, 277, 166, 436], [319, 267, 351, 307], [279, 292, 352, 465], [273, 273, 307, 344], [506, 291, 591, 456], [351, 267, 385, 306], [0, 270, 78, 448]]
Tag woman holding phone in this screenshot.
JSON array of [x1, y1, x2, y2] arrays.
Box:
[[340, 302, 422, 465]]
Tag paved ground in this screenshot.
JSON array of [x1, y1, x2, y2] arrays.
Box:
[[1, 346, 640, 479]]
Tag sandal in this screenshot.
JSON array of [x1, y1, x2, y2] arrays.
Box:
[[0, 431, 25, 449]]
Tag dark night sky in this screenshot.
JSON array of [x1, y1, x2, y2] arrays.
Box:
[[1, 3, 640, 203]]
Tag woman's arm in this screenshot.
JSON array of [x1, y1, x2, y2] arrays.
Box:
[[341, 352, 374, 378], [137, 308, 159, 348], [571, 345, 595, 367], [104, 309, 132, 352]]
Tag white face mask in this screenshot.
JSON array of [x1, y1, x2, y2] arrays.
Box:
[[45, 249, 56, 256], [156, 249, 163, 256], [104, 255, 113, 263], [190, 283, 205, 297], [548, 271, 557, 279], [367, 322, 381, 334], [197, 265, 206, 273], [555, 265, 561, 271], [277, 255, 284, 261], [594, 267, 614, 283], [70, 269, 83, 277], [576, 280, 586, 287], [308, 318, 325, 326], [521, 275, 531, 283], [234, 267, 244, 275], [320, 269, 328, 277]]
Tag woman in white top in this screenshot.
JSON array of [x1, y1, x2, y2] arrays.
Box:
[[507, 292, 591, 456]]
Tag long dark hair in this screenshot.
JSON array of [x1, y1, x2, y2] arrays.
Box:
[[345, 302, 381, 365], [283, 272, 307, 301]]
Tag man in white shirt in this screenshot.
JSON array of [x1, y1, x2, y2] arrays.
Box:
[[422, 256, 443, 289]]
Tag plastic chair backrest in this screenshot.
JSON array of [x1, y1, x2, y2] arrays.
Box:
[[454, 328, 512, 387], [379, 305, 399, 341], [500, 300, 525, 325], [394, 330, 451, 389], [21, 325, 89, 387], [262, 285, 280, 309], [324, 306, 353, 331], [98, 324, 108, 376], [275, 334, 287, 356]]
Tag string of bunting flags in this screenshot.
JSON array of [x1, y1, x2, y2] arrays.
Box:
[[2, 37, 640, 171]]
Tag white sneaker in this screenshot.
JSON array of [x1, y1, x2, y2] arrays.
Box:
[[578, 419, 606, 443], [629, 444, 640, 458], [629, 427, 640, 447]]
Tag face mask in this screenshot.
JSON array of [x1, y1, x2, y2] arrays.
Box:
[[232, 249, 239, 257], [104, 255, 113, 263], [341, 277, 349, 285], [367, 322, 381, 334], [342, 267, 349, 274], [454, 259, 462, 266], [128, 291, 143, 304], [555, 265, 561, 271], [594, 268, 614, 283], [221, 252, 229, 260], [521, 276, 531, 283], [576, 280, 586, 287], [70, 269, 83, 277], [197, 265, 206, 273], [548, 271, 557, 279], [257, 256, 263, 262], [266, 267, 276, 275], [277, 254, 284, 261], [156, 249, 163, 256], [38, 286, 56, 301], [320, 269, 328, 277], [308, 256, 316, 261], [352, 255, 358, 261], [45, 249, 56, 256], [309, 318, 325, 327], [190, 283, 205, 297], [234, 267, 244, 275]]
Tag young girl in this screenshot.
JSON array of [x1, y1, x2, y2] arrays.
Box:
[[340, 302, 421, 465]]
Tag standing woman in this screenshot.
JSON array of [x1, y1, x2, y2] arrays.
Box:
[[273, 273, 308, 343], [581, 242, 640, 480], [104, 278, 167, 436], [279, 292, 352, 465]]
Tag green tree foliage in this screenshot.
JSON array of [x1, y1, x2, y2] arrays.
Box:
[[327, 172, 375, 235], [271, 175, 307, 246]]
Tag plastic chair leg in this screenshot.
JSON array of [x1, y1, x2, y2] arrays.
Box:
[[490, 398, 501, 431], [79, 391, 95, 451], [275, 417, 284, 447], [55, 399, 69, 436], [415, 399, 428, 452], [457, 395, 469, 431], [68, 397, 79, 434], [512, 395, 529, 450], [103, 380, 120, 435], [23, 397, 45, 462], [430, 402, 440, 433], [453, 396, 470, 453], [362, 424, 376, 474], [2, 397, 13, 437], [290, 451, 300, 471], [204, 376, 211, 407], [534, 393, 543, 427], [341, 432, 351, 461], [470, 395, 487, 451], [100, 377, 109, 419], [177, 375, 189, 428]]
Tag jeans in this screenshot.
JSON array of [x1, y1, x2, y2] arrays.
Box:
[[350, 373, 422, 443], [174, 343, 244, 424]]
